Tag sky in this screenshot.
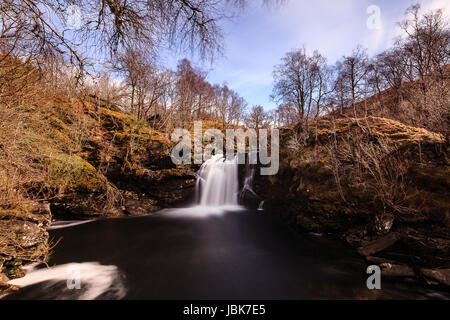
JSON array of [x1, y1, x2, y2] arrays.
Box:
[[163, 0, 450, 111]]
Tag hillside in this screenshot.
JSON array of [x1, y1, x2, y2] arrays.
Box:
[[332, 64, 450, 142], [0, 91, 196, 293], [255, 116, 450, 286]]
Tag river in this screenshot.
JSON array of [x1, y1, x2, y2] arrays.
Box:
[[4, 206, 449, 300], [3, 155, 449, 299]]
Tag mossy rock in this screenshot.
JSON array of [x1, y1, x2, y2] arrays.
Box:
[[46, 153, 108, 193], [1, 259, 25, 280], [410, 166, 450, 191]]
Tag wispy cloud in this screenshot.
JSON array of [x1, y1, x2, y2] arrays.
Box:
[[175, 0, 450, 111]]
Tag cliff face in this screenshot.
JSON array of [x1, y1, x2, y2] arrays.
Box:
[[254, 117, 450, 287], [0, 201, 51, 294], [47, 103, 197, 219], [0, 94, 196, 293]]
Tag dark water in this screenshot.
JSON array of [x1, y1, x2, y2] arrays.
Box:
[[4, 207, 449, 300]]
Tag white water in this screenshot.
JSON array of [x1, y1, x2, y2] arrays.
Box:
[[48, 220, 92, 230], [6, 262, 126, 300], [158, 154, 242, 218], [258, 201, 265, 211], [195, 154, 239, 206], [241, 165, 257, 198]]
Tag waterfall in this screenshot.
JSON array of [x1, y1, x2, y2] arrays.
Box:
[[257, 201, 264, 211], [241, 165, 257, 199], [195, 154, 239, 207], [239, 162, 263, 209]]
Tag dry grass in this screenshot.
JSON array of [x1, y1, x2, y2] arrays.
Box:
[[0, 95, 102, 201], [286, 116, 447, 228], [0, 56, 174, 219], [0, 57, 161, 274], [333, 67, 450, 142], [313, 116, 445, 144]]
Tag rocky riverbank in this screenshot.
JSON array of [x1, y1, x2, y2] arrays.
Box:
[[0, 201, 51, 294], [2, 98, 449, 294], [253, 117, 450, 288], [0, 97, 196, 294]]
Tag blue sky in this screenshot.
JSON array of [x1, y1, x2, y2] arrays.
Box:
[[163, 0, 449, 111]]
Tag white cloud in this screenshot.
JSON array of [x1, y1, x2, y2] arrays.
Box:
[[192, 0, 450, 110], [422, 0, 450, 13]]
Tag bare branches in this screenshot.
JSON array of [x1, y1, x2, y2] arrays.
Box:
[[337, 46, 370, 118], [272, 48, 330, 127], [271, 4, 449, 141], [1, 0, 276, 77], [246, 105, 269, 130]]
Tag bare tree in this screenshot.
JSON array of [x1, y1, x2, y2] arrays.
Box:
[[114, 48, 146, 117], [175, 58, 206, 124], [374, 48, 405, 104], [399, 4, 450, 84], [1, 0, 276, 75], [330, 70, 350, 115], [246, 105, 268, 130], [272, 48, 329, 127], [93, 72, 126, 107], [336, 45, 370, 117], [274, 104, 299, 126], [396, 4, 450, 139], [228, 90, 247, 126]]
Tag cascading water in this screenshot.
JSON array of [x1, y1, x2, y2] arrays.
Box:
[[240, 165, 257, 199], [195, 154, 239, 206], [257, 201, 264, 211], [239, 161, 263, 210]]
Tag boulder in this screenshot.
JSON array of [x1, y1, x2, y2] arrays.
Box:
[[420, 268, 450, 287], [380, 263, 415, 277], [0, 220, 48, 248], [0, 272, 9, 285], [357, 232, 399, 256], [0, 200, 51, 287], [296, 214, 323, 233]]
